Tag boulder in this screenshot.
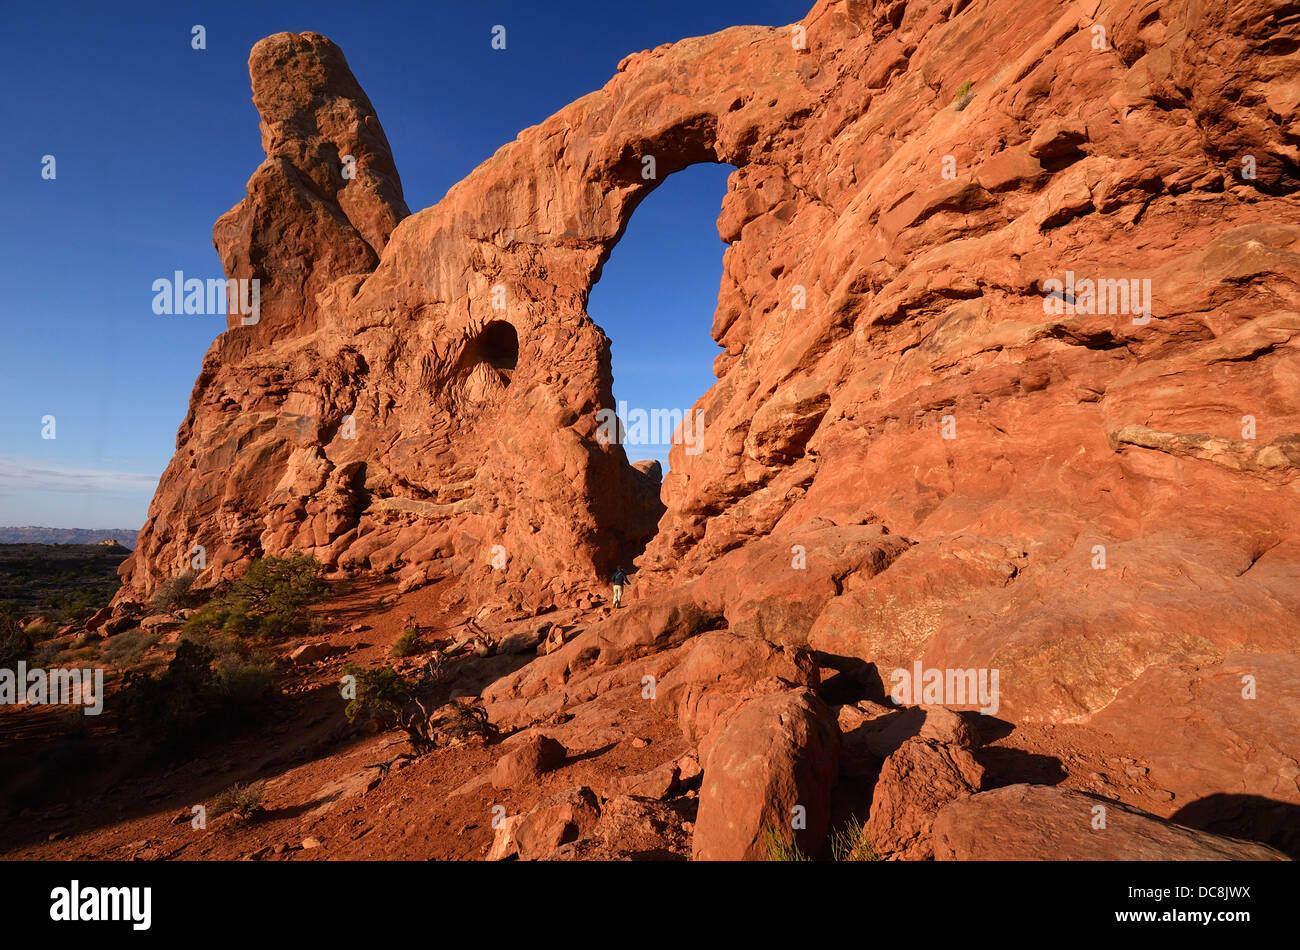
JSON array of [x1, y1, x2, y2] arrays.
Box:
[[138, 614, 181, 632], [655, 630, 819, 744], [609, 762, 680, 801], [556, 795, 690, 860], [865, 738, 985, 860], [491, 732, 567, 789], [100, 616, 135, 636], [693, 688, 839, 860], [541, 624, 567, 656], [496, 622, 549, 655], [486, 814, 525, 861], [919, 707, 982, 747], [288, 642, 346, 665], [595, 592, 721, 667], [514, 786, 601, 860], [839, 705, 981, 778]]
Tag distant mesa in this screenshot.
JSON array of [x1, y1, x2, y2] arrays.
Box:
[[0, 527, 138, 549]]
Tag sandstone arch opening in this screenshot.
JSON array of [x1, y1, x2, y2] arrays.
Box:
[[587, 162, 734, 493]]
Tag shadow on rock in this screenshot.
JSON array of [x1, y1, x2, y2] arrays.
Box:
[[1171, 793, 1300, 859], [972, 746, 1068, 788]]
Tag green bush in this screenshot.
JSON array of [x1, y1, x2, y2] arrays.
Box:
[[209, 781, 264, 819], [117, 637, 278, 751], [212, 651, 276, 709], [954, 79, 975, 111], [829, 816, 881, 861], [437, 701, 495, 743], [342, 663, 493, 755], [343, 664, 413, 728], [391, 627, 420, 658], [117, 639, 217, 745], [184, 554, 328, 641]]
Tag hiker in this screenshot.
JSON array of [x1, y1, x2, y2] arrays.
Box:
[[610, 566, 629, 608]]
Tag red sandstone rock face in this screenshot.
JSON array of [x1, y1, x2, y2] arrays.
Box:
[[215, 32, 409, 343], [115, 0, 1300, 841], [120, 29, 670, 611], [654, 630, 819, 744], [932, 783, 1289, 860]]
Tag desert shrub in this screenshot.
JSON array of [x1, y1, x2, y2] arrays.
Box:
[[829, 816, 881, 861], [117, 639, 216, 745], [954, 79, 975, 111], [437, 700, 495, 743], [184, 554, 328, 641], [25, 619, 57, 640], [0, 614, 35, 667], [763, 824, 811, 862], [209, 781, 264, 819], [190, 628, 277, 721], [213, 651, 276, 711], [391, 627, 420, 658], [343, 664, 413, 728], [102, 629, 160, 669], [151, 569, 200, 613], [116, 637, 278, 751], [28, 639, 60, 669], [342, 663, 492, 755]]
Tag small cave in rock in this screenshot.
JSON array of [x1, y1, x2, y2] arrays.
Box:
[[452, 320, 520, 409], [469, 320, 519, 376]]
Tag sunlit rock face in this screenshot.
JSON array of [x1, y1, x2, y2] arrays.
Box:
[[120, 1, 1299, 798]]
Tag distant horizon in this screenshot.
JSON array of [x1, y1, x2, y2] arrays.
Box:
[[0, 524, 141, 531], [0, 526, 140, 549]]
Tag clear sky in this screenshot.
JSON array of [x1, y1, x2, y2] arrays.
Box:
[[0, 0, 808, 530]]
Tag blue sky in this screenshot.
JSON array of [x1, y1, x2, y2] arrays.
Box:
[[0, 0, 807, 530]]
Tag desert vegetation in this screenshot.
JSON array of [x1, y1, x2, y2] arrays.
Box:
[[184, 553, 328, 641], [110, 555, 328, 753], [343, 661, 495, 756], [0, 542, 127, 623]]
